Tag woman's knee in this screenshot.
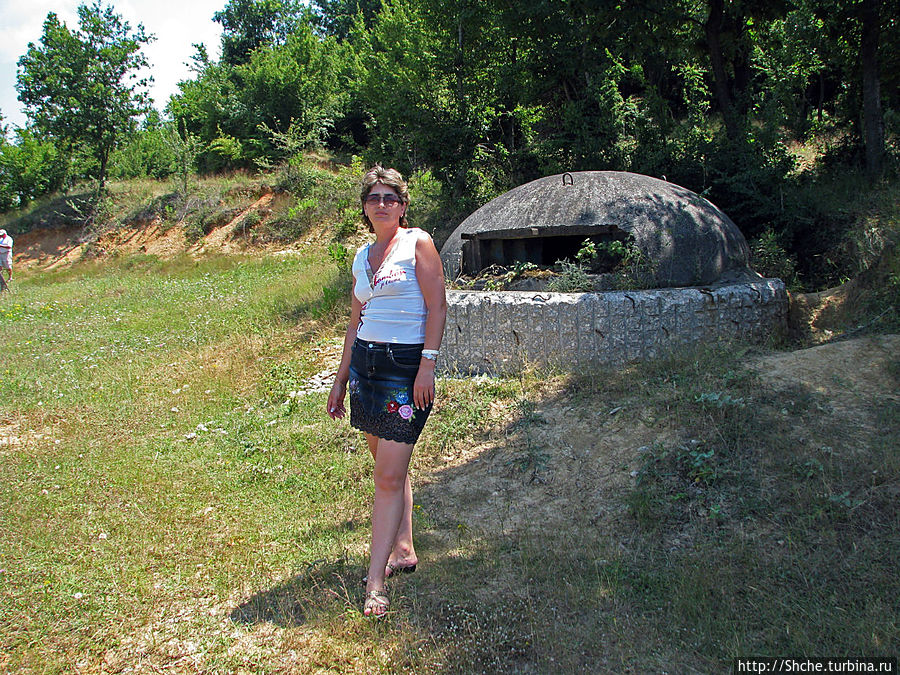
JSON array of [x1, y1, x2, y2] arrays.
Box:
[[373, 466, 407, 494], [373, 443, 412, 493]]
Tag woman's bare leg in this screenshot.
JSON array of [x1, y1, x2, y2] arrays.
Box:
[[390, 471, 417, 570], [365, 434, 417, 574], [364, 437, 414, 614]]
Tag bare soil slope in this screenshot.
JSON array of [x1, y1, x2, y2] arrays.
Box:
[[9, 193, 283, 271]]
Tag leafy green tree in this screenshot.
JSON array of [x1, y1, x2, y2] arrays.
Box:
[[167, 62, 241, 155], [108, 111, 176, 179], [312, 0, 382, 40], [166, 128, 203, 195], [750, 7, 831, 135], [776, 0, 897, 177], [16, 1, 154, 188], [354, 0, 692, 201], [187, 43, 212, 74], [351, 0, 542, 203], [236, 25, 346, 147], [214, 0, 306, 66], [171, 12, 346, 171], [353, 0, 446, 166]]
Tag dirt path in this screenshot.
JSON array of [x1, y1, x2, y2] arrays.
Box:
[[754, 334, 899, 407]]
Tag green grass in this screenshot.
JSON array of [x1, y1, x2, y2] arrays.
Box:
[[0, 253, 373, 671], [2, 243, 898, 672]]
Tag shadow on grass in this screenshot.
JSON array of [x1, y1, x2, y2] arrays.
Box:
[[226, 533, 549, 671], [413, 343, 898, 671], [229, 554, 363, 626]]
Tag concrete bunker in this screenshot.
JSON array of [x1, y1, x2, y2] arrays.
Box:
[[442, 171, 757, 288], [438, 171, 788, 374]]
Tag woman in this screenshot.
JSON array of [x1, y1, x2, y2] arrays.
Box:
[[327, 166, 447, 617]]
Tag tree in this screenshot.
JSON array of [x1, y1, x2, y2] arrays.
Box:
[[778, 0, 897, 178], [16, 1, 153, 188], [235, 25, 346, 147], [860, 0, 884, 179], [214, 0, 306, 66], [108, 111, 178, 180], [312, 0, 382, 40], [169, 12, 346, 171]]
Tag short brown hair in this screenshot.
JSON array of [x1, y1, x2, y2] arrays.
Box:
[[360, 165, 409, 231]]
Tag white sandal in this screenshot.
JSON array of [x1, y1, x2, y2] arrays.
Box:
[[363, 589, 389, 618]]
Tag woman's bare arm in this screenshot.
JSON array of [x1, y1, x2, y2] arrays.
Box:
[[413, 231, 447, 410], [327, 290, 363, 419]]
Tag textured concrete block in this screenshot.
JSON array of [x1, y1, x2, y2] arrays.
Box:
[[441, 280, 787, 374]]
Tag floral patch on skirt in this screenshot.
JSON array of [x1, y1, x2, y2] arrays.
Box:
[[349, 339, 432, 444]]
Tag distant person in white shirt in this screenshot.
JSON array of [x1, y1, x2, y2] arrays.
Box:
[[0, 229, 12, 283]]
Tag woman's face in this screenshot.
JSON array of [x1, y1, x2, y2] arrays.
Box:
[[364, 181, 406, 228]]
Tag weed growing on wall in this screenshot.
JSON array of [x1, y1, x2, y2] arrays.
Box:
[[547, 258, 592, 292]]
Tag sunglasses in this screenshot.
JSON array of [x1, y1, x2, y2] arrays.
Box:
[[364, 193, 402, 207]]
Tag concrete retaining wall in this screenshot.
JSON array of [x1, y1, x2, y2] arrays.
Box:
[[441, 280, 788, 374]]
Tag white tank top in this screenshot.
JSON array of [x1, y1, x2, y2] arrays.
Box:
[[352, 227, 427, 343]]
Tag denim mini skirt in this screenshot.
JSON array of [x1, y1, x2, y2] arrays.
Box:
[[348, 339, 433, 444]]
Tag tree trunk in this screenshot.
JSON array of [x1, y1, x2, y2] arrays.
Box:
[[98, 139, 110, 191], [705, 0, 739, 139], [860, 0, 884, 180], [818, 72, 824, 124]]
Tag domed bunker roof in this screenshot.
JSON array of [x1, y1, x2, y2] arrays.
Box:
[[440, 171, 755, 288]]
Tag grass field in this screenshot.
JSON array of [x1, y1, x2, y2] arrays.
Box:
[[1, 247, 898, 673]]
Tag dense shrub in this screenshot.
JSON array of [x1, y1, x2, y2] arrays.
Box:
[[750, 229, 800, 288], [0, 130, 67, 211], [109, 126, 176, 180]]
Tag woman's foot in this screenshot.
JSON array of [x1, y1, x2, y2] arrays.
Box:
[[385, 559, 417, 578], [363, 589, 389, 618], [363, 557, 417, 584]]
